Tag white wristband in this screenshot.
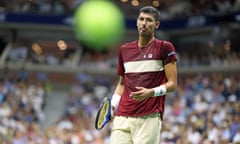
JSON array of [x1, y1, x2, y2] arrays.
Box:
[[153, 85, 167, 96], [111, 94, 121, 110]]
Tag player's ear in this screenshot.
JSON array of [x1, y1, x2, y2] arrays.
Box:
[[136, 24, 140, 29], [155, 21, 160, 29], [136, 21, 139, 28]]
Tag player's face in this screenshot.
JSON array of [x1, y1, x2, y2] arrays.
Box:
[[137, 12, 160, 37]]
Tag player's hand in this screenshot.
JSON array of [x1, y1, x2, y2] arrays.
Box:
[[130, 86, 154, 101]]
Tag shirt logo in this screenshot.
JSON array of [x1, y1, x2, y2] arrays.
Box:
[[148, 54, 153, 58]]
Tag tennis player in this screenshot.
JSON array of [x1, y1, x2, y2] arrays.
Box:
[[110, 6, 178, 144]]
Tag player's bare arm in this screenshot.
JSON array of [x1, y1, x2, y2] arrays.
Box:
[[111, 76, 124, 118], [114, 76, 125, 96], [163, 61, 178, 92]]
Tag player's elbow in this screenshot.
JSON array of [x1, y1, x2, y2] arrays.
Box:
[[168, 81, 177, 93]]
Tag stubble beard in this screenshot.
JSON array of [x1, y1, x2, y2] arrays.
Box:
[[139, 30, 151, 37], [138, 26, 154, 38]]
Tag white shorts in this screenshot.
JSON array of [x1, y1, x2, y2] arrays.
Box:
[[110, 113, 162, 144]]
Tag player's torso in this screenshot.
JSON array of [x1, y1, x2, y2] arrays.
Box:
[[117, 39, 167, 117], [120, 39, 166, 89]]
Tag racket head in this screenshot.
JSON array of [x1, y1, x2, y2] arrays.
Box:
[[95, 97, 111, 130]]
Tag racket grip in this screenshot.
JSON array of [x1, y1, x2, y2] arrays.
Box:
[[111, 94, 121, 110]]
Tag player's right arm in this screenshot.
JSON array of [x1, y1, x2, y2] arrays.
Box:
[[114, 76, 124, 98], [111, 76, 124, 117]]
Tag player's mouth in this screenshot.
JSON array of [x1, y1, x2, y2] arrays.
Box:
[[140, 28, 147, 32]]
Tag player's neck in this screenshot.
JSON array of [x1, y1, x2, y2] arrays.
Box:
[[138, 36, 155, 48]]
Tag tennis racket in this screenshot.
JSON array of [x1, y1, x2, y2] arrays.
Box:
[[95, 97, 112, 130]]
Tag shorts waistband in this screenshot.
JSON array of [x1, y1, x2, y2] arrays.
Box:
[[140, 113, 161, 119]]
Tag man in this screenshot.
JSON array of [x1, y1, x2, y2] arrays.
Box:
[[110, 6, 177, 144]]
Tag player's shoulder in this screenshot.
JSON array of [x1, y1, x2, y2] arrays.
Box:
[[120, 40, 137, 49], [155, 39, 174, 46]]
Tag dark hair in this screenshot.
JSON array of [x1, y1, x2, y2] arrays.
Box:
[[139, 6, 160, 21]]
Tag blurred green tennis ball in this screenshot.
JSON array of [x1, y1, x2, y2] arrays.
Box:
[[74, 1, 125, 51]]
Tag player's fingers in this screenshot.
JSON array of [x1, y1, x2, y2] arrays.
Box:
[[130, 90, 142, 95], [135, 86, 144, 90]]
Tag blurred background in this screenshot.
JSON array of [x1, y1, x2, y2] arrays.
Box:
[[0, 0, 240, 144]]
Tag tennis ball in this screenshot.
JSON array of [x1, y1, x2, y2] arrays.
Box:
[[74, 1, 125, 51]]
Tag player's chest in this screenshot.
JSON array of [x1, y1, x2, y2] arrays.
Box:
[[122, 46, 162, 62]]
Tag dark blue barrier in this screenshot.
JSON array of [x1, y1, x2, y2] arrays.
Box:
[[0, 11, 239, 30]]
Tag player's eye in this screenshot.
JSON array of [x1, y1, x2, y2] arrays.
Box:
[[146, 18, 153, 22], [138, 17, 153, 23], [138, 17, 144, 21]]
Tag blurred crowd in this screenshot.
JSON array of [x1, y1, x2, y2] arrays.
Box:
[[0, 0, 84, 15], [0, 0, 240, 19], [162, 73, 240, 144], [0, 73, 47, 144], [1, 70, 239, 144], [152, 0, 240, 19]]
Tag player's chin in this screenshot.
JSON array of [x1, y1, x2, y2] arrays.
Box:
[[139, 32, 150, 37]]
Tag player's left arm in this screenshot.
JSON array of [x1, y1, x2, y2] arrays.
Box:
[[130, 61, 177, 101], [163, 61, 178, 93], [130, 41, 177, 100]]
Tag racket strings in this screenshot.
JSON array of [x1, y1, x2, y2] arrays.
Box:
[[95, 97, 111, 130], [98, 101, 109, 127]]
